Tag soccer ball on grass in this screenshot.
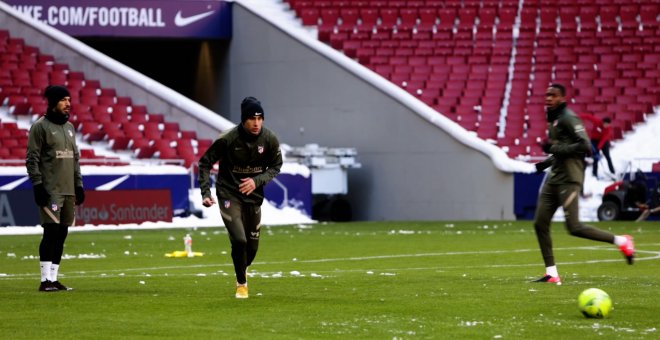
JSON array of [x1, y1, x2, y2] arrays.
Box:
[[578, 288, 613, 318]]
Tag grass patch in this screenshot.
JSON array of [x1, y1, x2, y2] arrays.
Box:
[[1, 221, 658, 339]]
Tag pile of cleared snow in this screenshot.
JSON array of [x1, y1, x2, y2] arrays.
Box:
[[0, 160, 315, 235]]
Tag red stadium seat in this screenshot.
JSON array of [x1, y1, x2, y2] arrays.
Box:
[[359, 8, 379, 27], [9, 102, 31, 116], [437, 8, 456, 29], [378, 8, 398, 28], [79, 148, 97, 159], [10, 147, 25, 159], [80, 122, 105, 142], [339, 8, 359, 26], [135, 145, 156, 159], [579, 7, 597, 30], [143, 122, 162, 140], [102, 123, 123, 140], [300, 8, 319, 26], [399, 8, 418, 29], [652, 162, 660, 173], [110, 136, 131, 151], [599, 6, 618, 29], [539, 8, 557, 30], [154, 139, 179, 160], [131, 105, 148, 115], [130, 113, 148, 123]]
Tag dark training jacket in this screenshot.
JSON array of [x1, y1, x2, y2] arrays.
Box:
[[543, 105, 592, 186], [26, 116, 83, 196], [198, 124, 282, 205]]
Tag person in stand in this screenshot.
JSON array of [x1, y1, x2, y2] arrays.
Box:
[[198, 96, 282, 299], [580, 113, 615, 178], [26, 85, 85, 292], [532, 84, 635, 285]]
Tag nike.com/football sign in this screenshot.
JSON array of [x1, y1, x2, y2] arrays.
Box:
[[6, 0, 232, 39]]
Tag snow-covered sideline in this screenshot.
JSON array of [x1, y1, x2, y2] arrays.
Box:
[[0, 194, 315, 236], [0, 157, 315, 235]]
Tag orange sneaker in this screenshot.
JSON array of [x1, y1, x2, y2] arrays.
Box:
[[235, 283, 248, 299], [619, 234, 635, 265]]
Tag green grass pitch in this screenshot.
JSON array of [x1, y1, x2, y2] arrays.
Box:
[[0, 221, 658, 339]]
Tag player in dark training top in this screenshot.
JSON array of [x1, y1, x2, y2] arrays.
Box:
[[27, 85, 85, 292], [198, 96, 282, 298], [531, 84, 635, 285]]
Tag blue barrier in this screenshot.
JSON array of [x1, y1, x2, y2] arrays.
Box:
[[513, 173, 544, 220], [1, 164, 312, 226]]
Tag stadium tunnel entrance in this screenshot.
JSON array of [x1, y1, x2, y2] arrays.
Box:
[[80, 37, 231, 119]]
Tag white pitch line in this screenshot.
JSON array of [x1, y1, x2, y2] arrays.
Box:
[[1, 246, 659, 280], [268, 246, 660, 265]]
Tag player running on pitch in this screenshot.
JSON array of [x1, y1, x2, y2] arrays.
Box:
[[198, 96, 282, 298], [531, 83, 635, 285]]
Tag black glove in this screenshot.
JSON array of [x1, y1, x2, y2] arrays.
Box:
[[33, 184, 50, 207], [541, 142, 553, 154], [75, 186, 85, 205], [535, 162, 546, 174]]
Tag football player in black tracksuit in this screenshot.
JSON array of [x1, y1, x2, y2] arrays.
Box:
[[532, 84, 635, 285], [198, 97, 282, 299], [26, 85, 85, 292]]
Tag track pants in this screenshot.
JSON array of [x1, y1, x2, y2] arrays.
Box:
[[219, 199, 261, 285], [533, 182, 615, 267]]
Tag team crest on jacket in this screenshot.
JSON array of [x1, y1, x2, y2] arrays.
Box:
[[224, 200, 231, 209], [51, 203, 58, 211], [258, 145, 264, 154]]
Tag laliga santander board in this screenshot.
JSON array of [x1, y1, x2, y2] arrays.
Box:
[[75, 189, 172, 225]]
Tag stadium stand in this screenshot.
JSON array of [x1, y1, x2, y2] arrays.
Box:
[[286, 0, 659, 159], [0, 29, 214, 168]]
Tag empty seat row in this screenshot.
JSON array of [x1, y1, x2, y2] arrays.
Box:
[[288, 1, 659, 159]]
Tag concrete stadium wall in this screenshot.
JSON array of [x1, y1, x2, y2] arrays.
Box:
[[225, 4, 515, 221]]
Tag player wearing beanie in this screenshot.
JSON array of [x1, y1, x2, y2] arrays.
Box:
[[198, 96, 282, 298], [27, 85, 85, 292]]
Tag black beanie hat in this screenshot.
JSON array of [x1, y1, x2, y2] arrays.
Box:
[[240, 96, 264, 122], [44, 85, 70, 110]]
